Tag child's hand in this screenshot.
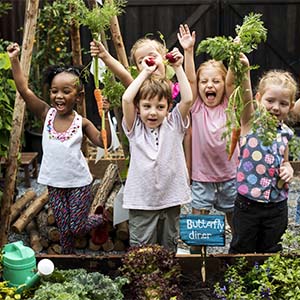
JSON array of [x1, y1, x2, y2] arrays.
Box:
[[239, 53, 250, 68], [279, 161, 294, 183], [103, 97, 110, 113], [142, 56, 157, 73], [90, 40, 107, 59], [166, 47, 183, 68], [177, 24, 195, 51], [7, 43, 20, 58]]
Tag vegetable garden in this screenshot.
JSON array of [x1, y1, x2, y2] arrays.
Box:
[[1, 0, 300, 299]]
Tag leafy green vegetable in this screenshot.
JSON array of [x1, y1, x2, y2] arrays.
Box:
[[30, 269, 128, 300], [120, 245, 182, 300]]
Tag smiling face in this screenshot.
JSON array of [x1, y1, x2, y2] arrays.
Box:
[[138, 96, 169, 129], [49, 72, 81, 115], [197, 63, 226, 108], [256, 85, 293, 121]]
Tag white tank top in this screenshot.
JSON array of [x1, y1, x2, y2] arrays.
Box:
[[38, 108, 93, 188]]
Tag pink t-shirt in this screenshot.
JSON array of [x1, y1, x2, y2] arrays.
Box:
[[191, 96, 238, 182], [122, 106, 191, 210]]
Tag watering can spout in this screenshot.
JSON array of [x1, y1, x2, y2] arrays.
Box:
[[16, 258, 55, 293], [17, 272, 41, 293]]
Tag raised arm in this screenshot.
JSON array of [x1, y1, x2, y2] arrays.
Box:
[[90, 40, 133, 88], [7, 43, 49, 121], [122, 60, 155, 131], [168, 47, 193, 119], [227, 53, 253, 134], [177, 24, 197, 102]]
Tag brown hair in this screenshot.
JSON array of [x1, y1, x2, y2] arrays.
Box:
[[130, 37, 167, 67], [196, 59, 227, 82], [134, 77, 173, 108], [257, 70, 298, 105]]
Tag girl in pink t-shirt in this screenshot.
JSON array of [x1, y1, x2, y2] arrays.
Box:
[[178, 24, 238, 251]]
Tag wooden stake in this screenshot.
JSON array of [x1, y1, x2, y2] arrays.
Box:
[[0, 0, 39, 246]]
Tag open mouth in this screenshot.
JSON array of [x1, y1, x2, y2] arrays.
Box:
[[55, 101, 65, 110], [206, 91, 216, 101]]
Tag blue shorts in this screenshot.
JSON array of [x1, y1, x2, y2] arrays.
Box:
[[191, 179, 236, 212]]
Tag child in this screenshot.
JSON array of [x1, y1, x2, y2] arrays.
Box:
[[229, 57, 297, 253], [121, 47, 193, 252], [7, 43, 112, 254], [90, 37, 192, 175], [177, 24, 237, 244]]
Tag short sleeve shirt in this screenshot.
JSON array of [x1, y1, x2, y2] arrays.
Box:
[[122, 106, 191, 210]]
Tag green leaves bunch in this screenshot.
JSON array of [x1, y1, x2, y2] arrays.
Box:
[[214, 230, 300, 300], [79, 0, 126, 39], [120, 245, 183, 300], [30, 268, 128, 300]]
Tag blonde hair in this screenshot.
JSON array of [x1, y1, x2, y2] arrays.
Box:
[[130, 38, 167, 67], [134, 77, 172, 108], [196, 59, 227, 82], [257, 70, 298, 105]]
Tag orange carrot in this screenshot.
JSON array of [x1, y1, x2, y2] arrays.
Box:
[[228, 127, 241, 161], [94, 88, 108, 157], [101, 128, 108, 158], [94, 88, 103, 117]]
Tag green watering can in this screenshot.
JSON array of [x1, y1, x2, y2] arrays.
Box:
[[2, 241, 54, 292]]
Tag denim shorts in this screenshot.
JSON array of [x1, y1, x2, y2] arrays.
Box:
[[191, 179, 236, 212]]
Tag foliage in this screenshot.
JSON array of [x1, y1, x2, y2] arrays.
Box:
[[79, 0, 126, 39], [120, 244, 183, 300], [196, 13, 267, 151], [214, 230, 300, 299], [101, 68, 125, 109], [0, 281, 21, 300], [0, 2, 12, 16], [29, 268, 128, 300], [0, 43, 15, 158]]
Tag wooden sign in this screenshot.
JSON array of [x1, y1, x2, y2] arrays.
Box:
[[180, 214, 225, 246]]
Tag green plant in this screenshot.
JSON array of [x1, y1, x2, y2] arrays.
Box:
[[214, 230, 300, 299], [0, 2, 12, 16], [29, 268, 128, 300], [120, 244, 183, 300], [0, 43, 15, 159]]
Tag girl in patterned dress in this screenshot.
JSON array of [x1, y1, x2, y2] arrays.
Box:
[[7, 43, 111, 254], [229, 53, 298, 254]]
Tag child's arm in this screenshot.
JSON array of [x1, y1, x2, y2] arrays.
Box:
[[233, 53, 253, 135], [169, 48, 193, 120], [177, 24, 197, 102], [122, 61, 155, 131], [90, 40, 133, 88], [83, 98, 112, 148], [291, 98, 300, 115], [7, 43, 49, 121]]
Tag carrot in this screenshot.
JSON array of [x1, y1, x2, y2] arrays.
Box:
[[101, 128, 108, 158], [94, 88, 103, 117], [228, 127, 241, 161]]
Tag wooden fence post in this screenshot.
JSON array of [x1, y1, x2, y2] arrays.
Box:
[[0, 0, 39, 246]]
